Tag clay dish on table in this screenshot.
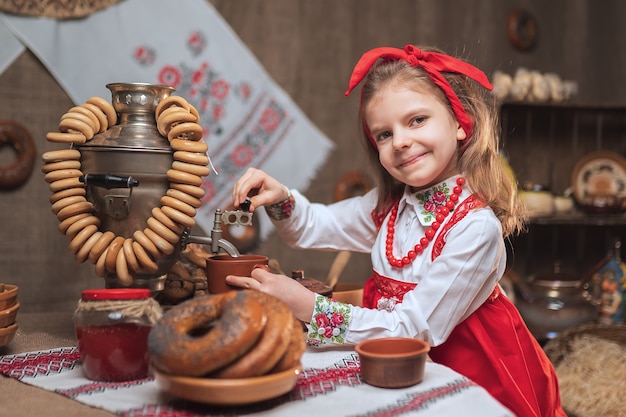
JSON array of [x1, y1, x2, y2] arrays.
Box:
[[152, 365, 301, 405], [356, 337, 430, 388], [0, 301, 19, 328], [0, 323, 18, 348], [0, 284, 18, 310]]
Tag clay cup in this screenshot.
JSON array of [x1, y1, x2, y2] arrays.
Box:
[[205, 254, 269, 294]]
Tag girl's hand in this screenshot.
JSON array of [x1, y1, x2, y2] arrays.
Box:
[[226, 268, 316, 322], [232, 167, 289, 212]]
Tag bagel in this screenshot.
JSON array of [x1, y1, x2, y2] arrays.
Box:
[[41, 149, 81, 163], [271, 316, 307, 373], [334, 170, 372, 202], [165, 188, 202, 209], [41, 159, 81, 174], [76, 230, 104, 264], [0, 121, 36, 190], [132, 241, 159, 273], [169, 182, 206, 199], [167, 122, 204, 141], [155, 95, 191, 119], [211, 291, 294, 378], [49, 187, 86, 204], [88, 230, 116, 264], [148, 290, 268, 376], [86, 96, 117, 127], [169, 138, 208, 154], [80, 102, 109, 132]]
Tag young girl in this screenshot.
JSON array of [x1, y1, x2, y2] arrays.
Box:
[[227, 44, 566, 417]]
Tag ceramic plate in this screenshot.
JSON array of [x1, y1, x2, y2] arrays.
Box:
[[152, 365, 301, 406], [571, 151, 626, 204]]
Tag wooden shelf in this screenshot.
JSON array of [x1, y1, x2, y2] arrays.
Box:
[[529, 212, 626, 226]]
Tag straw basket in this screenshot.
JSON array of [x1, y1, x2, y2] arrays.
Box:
[[543, 323, 626, 417], [543, 323, 626, 366]]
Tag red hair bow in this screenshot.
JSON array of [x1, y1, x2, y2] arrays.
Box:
[[345, 44, 493, 140]]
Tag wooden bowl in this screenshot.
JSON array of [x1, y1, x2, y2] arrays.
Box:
[[0, 322, 18, 348], [0, 301, 19, 328], [356, 337, 430, 388], [0, 284, 18, 310]]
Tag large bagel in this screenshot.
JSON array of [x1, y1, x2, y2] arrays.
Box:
[[148, 290, 267, 376], [271, 316, 307, 373], [211, 291, 294, 378], [0, 121, 36, 190]]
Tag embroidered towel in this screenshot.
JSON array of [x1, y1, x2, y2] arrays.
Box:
[[0, 0, 334, 239]]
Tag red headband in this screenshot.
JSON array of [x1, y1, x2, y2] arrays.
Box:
[[345, 44, 493, 146]]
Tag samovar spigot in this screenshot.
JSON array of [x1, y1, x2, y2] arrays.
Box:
[[209, 209, 241, 256], [183, 208, 250, 257]]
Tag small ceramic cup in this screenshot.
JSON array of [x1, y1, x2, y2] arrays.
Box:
[[205, 254, 269, 294], [356, 337, 430, 388]]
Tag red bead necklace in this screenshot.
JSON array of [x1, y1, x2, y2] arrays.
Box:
[[386, 177, 465, 268]]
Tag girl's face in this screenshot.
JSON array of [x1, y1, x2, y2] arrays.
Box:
[[365, 83, 466, 190]]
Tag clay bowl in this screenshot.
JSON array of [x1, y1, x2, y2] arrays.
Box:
[[0, 301, 19, 328], [0, 284, 18, 310], [356, 337, 430, 388], [0, 322, 18, 348]]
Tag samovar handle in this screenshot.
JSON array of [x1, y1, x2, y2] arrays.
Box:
[[79, 173, 139, 189]]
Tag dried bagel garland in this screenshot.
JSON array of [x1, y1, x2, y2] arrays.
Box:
[[42, 95, 209, 286]]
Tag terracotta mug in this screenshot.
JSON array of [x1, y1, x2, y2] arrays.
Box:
[[205, 254, 269, 294]]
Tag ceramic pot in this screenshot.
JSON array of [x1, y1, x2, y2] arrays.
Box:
[[205, 254, 269, 294], [515, 263, 597, 341], [356, 337, 430, 388]]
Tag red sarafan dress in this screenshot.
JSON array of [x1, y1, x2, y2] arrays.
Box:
[[362, 195, 566, 417], [273, 177, 566, 417]]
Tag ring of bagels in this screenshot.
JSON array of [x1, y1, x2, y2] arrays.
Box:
[[42, 95, 209, 286]]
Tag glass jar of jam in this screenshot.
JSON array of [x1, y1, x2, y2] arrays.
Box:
[[74, 288, 163, 381]]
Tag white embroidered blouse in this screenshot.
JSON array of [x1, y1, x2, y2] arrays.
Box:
[[270, 176, 506, 347]]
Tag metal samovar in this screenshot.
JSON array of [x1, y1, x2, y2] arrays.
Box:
[[78, 83, 240, 292]]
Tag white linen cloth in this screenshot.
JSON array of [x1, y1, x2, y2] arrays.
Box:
[[275, 177, 506, 346], [0, 346, 513, 416], [0, 0, 334, 239], [0, 19, 24, 75]]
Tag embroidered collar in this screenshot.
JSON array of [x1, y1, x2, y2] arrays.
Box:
[[402, 175, 466, 226]]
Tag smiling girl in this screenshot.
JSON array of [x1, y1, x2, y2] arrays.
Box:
[[228, 45, 566, 417]]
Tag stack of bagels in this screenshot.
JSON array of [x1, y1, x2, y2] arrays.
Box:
[[41, 95, 209, 286], [148, 289, 306, 378]]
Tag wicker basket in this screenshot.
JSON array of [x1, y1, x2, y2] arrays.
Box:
[[544, 322, 626, 366]]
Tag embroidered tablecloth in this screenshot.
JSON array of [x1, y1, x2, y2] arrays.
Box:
[[0, 345, 513, 417], [0, 0, 334, 240]]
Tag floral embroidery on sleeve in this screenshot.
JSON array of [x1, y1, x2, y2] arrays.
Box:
[[265, 190, 295, 220], [306, 294, 351, 346]]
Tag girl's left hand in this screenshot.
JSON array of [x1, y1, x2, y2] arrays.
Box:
[[226, 268, 316, 322]]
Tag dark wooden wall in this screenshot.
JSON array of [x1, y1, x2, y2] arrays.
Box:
[[1, 0, 625, 313]]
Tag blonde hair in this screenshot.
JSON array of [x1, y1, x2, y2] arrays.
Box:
[[358, 54, 526, 237]]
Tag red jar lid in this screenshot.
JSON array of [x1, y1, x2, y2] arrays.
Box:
[[81, 288, 151, 301]]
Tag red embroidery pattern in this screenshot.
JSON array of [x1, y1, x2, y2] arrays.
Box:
[[431, 195, 485, 261], [351, 378, 476, 417], [0, 347, 79, 379], [371, 200, 397, 231], [58, 377, 153, 398], [372, 270, 417, 300]]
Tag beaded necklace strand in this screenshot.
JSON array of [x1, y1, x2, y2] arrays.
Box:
[[386, 177, 465, 268]]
